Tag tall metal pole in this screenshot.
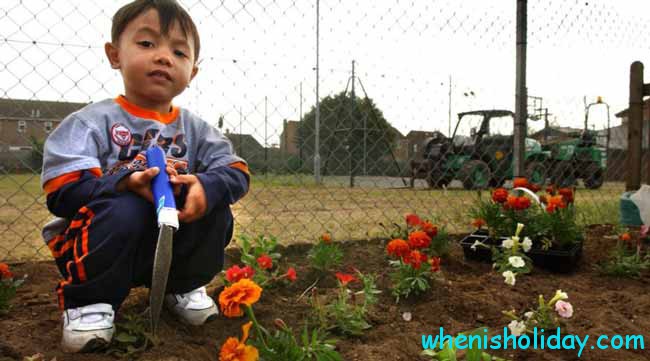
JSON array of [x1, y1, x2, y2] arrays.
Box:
[[351, 60, 357, 187], [264, 96, 268, 175], [514, 0, 528, 178], [627, 61, 644, 191], [239, 106, 243, 157], [448, 74, 452, 137], [314, 0, 321, 184], [299, 82, 303, 168]]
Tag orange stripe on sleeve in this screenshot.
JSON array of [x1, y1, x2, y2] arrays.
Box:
[[229, 162, 250, 177], [43, 168, 102, 195]]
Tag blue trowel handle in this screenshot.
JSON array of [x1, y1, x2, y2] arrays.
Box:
[[146, 146, 179, 229]]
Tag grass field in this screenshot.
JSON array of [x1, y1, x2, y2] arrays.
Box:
[[0, 173, 624, 262]]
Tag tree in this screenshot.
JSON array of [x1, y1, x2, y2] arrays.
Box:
[[297, 91, 399, 176]]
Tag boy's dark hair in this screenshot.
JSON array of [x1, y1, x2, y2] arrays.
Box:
[[111, 0, 201, 61]]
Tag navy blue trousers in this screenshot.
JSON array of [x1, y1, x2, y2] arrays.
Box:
[[49, 192, 233, 310]]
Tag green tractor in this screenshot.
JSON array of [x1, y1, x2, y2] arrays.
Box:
[[545, 101, 608, 189], [412, 110, 550, 189]]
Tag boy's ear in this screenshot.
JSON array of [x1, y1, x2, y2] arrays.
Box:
[[104, 42, 120, 69], [189, 64, 199, 82]]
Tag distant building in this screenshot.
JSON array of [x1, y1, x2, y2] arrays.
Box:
[[280, 119, 300, 156], [530, 126, 583, 143], [0, 98, 88, 151]]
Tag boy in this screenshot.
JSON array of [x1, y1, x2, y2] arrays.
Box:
[[40, 0, 249, 353]]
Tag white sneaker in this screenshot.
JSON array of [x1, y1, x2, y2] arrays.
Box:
[[164, 286, 219, 326], [61, 303, 115, 353]]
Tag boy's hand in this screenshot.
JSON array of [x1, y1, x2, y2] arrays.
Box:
[[117, 167, 160, 202], [117, 166, 179, 201], [169, 174, 207, 223]]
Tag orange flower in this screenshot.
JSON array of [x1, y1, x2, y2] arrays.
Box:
[[219, 321, 259, 361], [386, 239, 410, 258], [0, 263, 12, 279], [284, 267, 297, 282], [429, 257, 441, 273], [492, 188, 509, 203], [471, 218, 486, 229], [506, 195, 518, 209], [219, 279, 263, 318], [408, 230, 432, 249], [558, 188, 574, 204], [513, 177, 528, 189], [619, 233, 632, 242], [403, 250, 428, 269], [335, 272, 357, 286], [225, 265, 255, 283], [546, 195, 565, 213], [256, 254, 273, 270], [420, 221, 438, 238], [321, 233, 332, 244], [405, 213, 422, 227]]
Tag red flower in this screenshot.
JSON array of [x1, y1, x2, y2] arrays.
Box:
[[225, 265, 255, 283], [528, 183, 541, 193], [619, 233, 632, 242], [471, 218, 486, 229], [429, 257, 441, 273], [420, 221, 438, 238], [256, 254, 273, 270], [0, 263, 12, 279], [492, 188, 509, 203], [505, 195, 517, 209], [513, 177, 528, 189], [405, 214, 422, 227], [558, 188, 574, 204], [403, 250, 428, 269], [335, 272, 357, 286], [386, 239, 410, 258], [516, 196, 531, 210], [284, 267, 297, 282], [408, 231, 432, 249]]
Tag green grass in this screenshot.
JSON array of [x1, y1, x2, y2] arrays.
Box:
[[0, 173, 625, 262]]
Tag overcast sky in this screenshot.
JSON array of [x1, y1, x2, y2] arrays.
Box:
[[1, 0, 649, 146]]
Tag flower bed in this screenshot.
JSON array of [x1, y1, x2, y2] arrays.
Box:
[[0, 225, 648, 361]]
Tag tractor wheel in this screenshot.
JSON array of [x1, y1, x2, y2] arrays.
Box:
[[525, 161, 547, 187], [584, 166, 604, 189], [552, 161, 576, 188], [460, 160, 491, 190], [490, 177, 505, 188], [428, 171, 451, 188]]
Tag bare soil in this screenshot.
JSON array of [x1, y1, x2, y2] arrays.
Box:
[[1, 225, 649, 361]]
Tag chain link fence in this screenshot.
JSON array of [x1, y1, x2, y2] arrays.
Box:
[[1, 0, 649, 261]]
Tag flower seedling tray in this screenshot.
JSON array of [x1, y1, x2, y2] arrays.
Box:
[[460, 231, 583, 273], [527, 241, 583, 274], [459, 230, 503, 263]]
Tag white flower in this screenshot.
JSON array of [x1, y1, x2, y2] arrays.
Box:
[[501, 238, 514, 249], [549, 289, 569, 305], [402, 312, 412, 321], [524, 311, 534, 319], [515, 223, 525, 236], [471, 240, 481, 250], [522, 237, 532, 252], [508, 256, 526, 268], [508, 320, 526, 336], [502, 270, 516, 286]]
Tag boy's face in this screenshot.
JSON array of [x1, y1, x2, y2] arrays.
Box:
[[105, 9, 198, 112]]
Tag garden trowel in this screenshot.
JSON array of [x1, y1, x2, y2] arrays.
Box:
[[146, 145, 179, 335]]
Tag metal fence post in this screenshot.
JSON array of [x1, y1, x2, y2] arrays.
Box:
[[514, 0, 528, 178], [627, 61, 643, 191]]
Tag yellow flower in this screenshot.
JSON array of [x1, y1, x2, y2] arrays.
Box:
[[219, 278, 263, 318], [219, 321, 259, 361]]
